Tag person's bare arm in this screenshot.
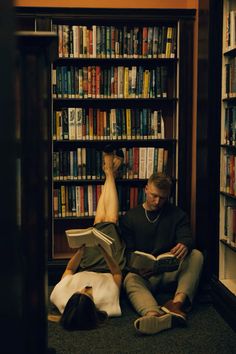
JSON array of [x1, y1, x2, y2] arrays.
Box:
[[97, 245, 122, 288], [61, 245, 85, 279]]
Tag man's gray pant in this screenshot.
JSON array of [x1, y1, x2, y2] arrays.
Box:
[[124, 249, 204, 316]]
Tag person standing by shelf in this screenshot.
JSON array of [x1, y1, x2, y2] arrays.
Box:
[[120, 172, 204, 335]]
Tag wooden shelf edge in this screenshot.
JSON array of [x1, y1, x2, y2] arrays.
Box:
[[211, 275, 236, 332]]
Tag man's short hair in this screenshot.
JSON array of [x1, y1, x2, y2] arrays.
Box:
[[147, 173, 172, 192]]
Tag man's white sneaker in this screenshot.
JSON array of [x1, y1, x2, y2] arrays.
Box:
[[134, 313, 172, 335]]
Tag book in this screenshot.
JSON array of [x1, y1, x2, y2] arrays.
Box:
[[139, 147, 147, 179], [129, 250, 180, 274], [65, 227, 115, 256], [228, 10, 236, 49], [62, 108, 69, 140], [62, 25, 69, 58], [146, 147, 155, 178], [68, 108, 76, 140]]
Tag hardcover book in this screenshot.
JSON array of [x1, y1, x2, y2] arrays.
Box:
[[65, 227, 115, 256], [129, 250, 180, 274]]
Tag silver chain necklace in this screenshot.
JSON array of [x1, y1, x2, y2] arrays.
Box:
[[144, 208, 161, 224]]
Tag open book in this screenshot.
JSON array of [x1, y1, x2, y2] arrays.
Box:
[[65, 227, 115, 257], [129, 250, 180, 274]]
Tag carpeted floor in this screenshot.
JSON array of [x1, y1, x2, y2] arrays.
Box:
[[47, 288, 236, 354]]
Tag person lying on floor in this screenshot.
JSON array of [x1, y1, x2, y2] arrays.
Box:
[[49, 147, 125, 331]]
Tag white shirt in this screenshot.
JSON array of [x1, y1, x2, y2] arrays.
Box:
[[50, 271, 121, 317]]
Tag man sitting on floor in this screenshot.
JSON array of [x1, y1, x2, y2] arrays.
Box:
[[120, 172, 204, 335]]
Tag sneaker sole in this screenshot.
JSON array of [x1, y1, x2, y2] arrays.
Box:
[[134, 314, 172, 335], [161, 305, 187, 324]]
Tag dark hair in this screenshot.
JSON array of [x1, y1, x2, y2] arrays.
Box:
[[60, 292, 107, 331], [148, 173, 172, 193]]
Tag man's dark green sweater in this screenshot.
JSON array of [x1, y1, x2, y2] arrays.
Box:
[[120, 203, 194, 258]]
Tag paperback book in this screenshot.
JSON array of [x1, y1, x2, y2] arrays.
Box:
[[65, 227, 115, 256], [129, 250, 180, 274]]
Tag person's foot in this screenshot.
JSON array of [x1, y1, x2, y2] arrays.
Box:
[[113, 149, 124, 173], [161, 300, 187, 322], [102, 156, 114, 174], [102, 145, 114, 172], [134, 313, 172, 335], [103, 144, 114, 154], [134, 310, 186, 335]]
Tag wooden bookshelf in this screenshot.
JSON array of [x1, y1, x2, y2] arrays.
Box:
[[14, 30, 57, 354], [218, 0, 236, 312], [199, 0, 236, 331], [15, 7, 194, 284]]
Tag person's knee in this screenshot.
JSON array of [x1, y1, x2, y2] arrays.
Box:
[[94, 216, 118, 224], [188, 249, 204, 269], [124, 272, 137, 287], [105, 216, 118, 224], [124, 272, 142, 291]]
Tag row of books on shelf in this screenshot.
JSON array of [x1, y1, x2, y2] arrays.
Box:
[[223, 106, 236, 145], [53, 107, 165, 141], [53, 24, 177, 59], [52, 65, 169, 99], [222, 204, 236, 247], [53, 184, 145, 218], [220, 150, 236, 196], [225, 10, 236, 50], [53, 146, 169, 181], [225, 59, 236, 98]]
